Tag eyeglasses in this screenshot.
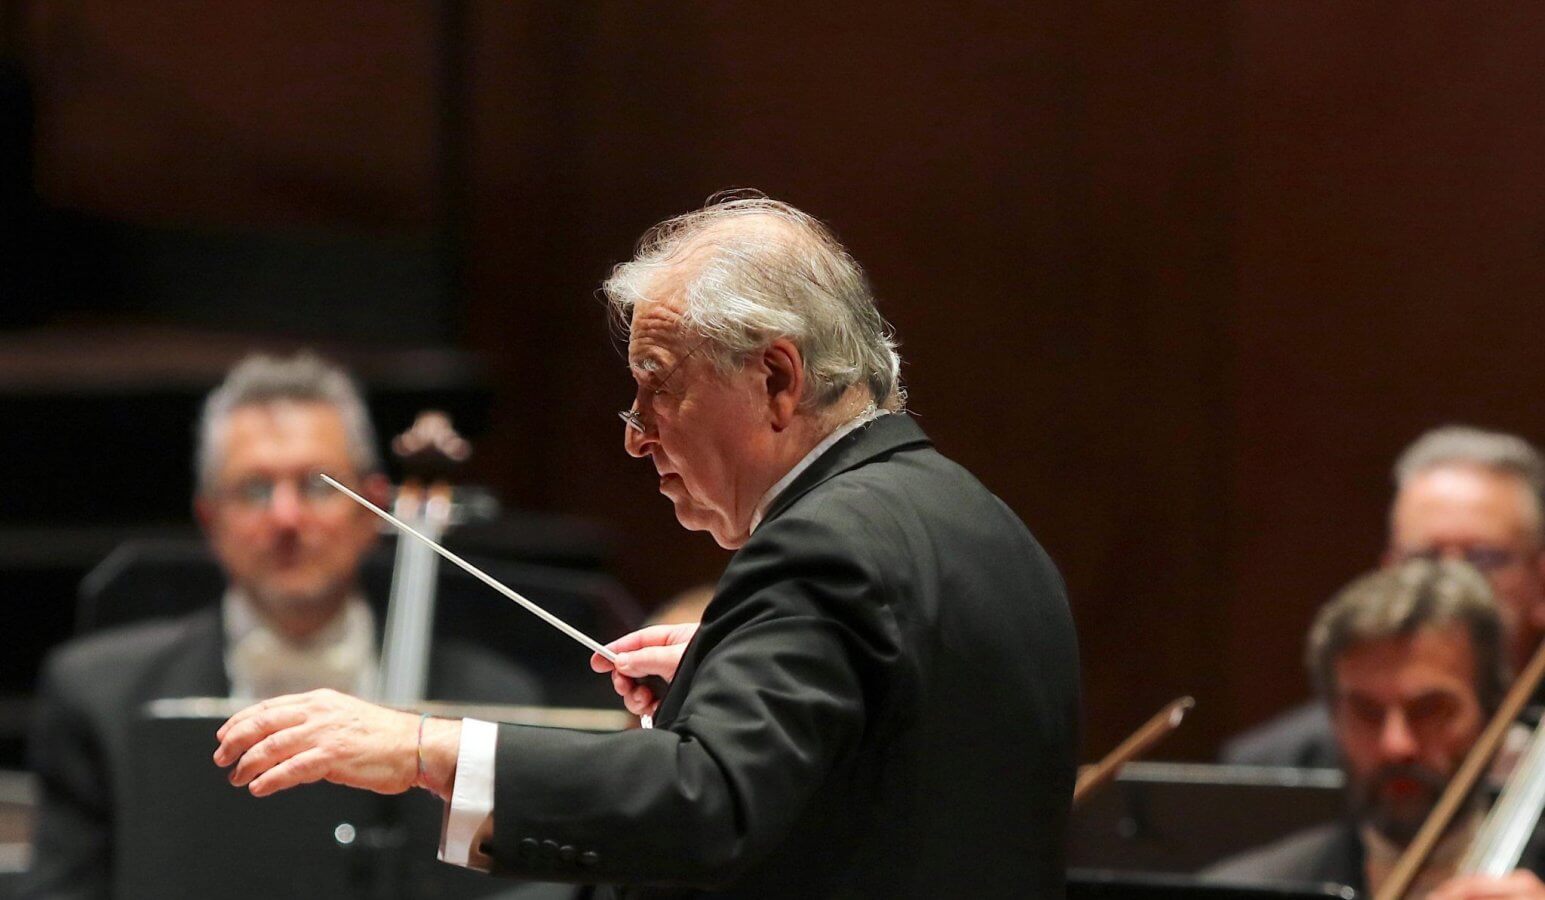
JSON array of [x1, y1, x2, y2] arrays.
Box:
[[216, 472, 349, 511], [618, 341, 706, 435], [1393, 545, 1527, 574]]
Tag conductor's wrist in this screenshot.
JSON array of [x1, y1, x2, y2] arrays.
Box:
[[414, 716, 462, 800]]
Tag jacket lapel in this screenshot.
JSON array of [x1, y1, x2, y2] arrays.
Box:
[[155, 605, 232, 698], [758, 413, 931, 528], [650, 414, 931, 729]]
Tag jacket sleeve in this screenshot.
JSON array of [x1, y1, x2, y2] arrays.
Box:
[[17, 654, 114, 900], [483, 511, 903, 888]]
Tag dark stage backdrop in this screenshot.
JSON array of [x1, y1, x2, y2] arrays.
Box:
[[9, 2, 1545, 760]]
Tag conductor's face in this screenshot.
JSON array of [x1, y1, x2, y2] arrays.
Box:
[[197, 402, 383, 636], [622, 292, 775, 550], [1332, 624, 1484, 845]]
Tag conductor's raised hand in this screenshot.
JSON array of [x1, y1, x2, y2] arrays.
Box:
[[212, 689, 461, 800], [591, 622, 699, 717]]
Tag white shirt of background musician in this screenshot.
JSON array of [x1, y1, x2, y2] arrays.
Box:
[[223, 590, 380, 701]]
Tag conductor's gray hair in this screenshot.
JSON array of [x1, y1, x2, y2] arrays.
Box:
[[1306, 559, 1508, 716], [603, 193, 905, 413], [195, 352, 380, 493], [1394, 425, 1545, 537]]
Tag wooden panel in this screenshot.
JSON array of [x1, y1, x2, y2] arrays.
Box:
[[453, 4, 1236, 758], [1227, 1, 1545, 726], [22, 0, 439, 226], [20, 1, 1545, 762]]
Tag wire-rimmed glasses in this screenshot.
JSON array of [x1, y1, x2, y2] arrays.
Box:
[[619, 341, 706, 434]]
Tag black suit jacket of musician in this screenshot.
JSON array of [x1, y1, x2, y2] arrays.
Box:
[[1205, 818, 1545, 893], [484, 413, 1083, 898], [21, 604, 544, 900]]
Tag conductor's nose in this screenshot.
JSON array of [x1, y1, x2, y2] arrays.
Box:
[[623, 408, 655, 458]]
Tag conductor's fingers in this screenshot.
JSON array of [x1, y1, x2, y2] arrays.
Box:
[[228, 721, 313, 787], [246, 746, 332, 798], [610, 668, 667, 716], [604, 623, 695, 656], [614, 644, 687, 680], [217, 692, 313, 742], [624, 681, 659, 717], [214, 705, 307, 768]]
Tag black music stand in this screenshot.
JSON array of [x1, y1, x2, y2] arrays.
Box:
[[114, 703, 615, 900], [1070, 870, 1356, 900], [1068, 762, 1347, 873]]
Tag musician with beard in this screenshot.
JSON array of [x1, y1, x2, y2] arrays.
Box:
[[1207, 560, 1545, 899], [1222, 426, 1545, 770]]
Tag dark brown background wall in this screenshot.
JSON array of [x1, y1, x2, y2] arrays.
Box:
[[12, 2, 1545, 759]]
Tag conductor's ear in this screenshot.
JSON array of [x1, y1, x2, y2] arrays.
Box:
[[763, 339, 805, 431]]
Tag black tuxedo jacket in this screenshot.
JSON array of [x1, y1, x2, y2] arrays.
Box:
[[1203, 822, 1366, 892], [483, 414, 1081, 897], [21, 604, 543, 900], [1205, 818, 1545, 893]]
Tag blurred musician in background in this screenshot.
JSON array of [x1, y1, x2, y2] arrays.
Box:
[[20, 352, 543, 899], [211, 195, 1081, 897], [1207, 560, 1545, 899], [1224, 426, 1545, 768]]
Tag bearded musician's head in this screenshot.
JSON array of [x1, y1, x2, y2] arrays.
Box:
[[1308, 559, 1506, 845]]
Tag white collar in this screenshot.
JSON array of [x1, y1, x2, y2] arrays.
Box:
[[748, 406, 888, 534], [222, 587, 370, 645], [222, 588, 378, 700]]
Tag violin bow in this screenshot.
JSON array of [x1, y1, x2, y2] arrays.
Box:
[[1073, 695, 1195, 807], [1376, 637, 1545, 900]]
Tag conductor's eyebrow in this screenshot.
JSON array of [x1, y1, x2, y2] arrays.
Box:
[[628, 353, 668, 382]]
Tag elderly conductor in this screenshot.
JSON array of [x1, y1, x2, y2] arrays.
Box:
[[214, 195, 1081, 897]]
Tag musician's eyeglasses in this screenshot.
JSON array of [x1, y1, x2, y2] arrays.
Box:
[[619, 341, 708, 435], [218, 472, 349, 511], [1392, 545, 1527, 574]]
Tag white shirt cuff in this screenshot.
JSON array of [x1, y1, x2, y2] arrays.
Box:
[[438, 717, 498, 869]]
